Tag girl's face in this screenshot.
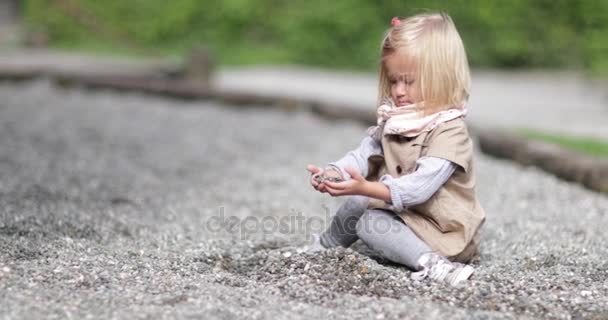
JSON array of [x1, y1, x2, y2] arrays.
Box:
[[385, 53, 422, 107]]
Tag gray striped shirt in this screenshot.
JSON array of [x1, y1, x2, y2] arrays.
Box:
[[327, 135, 456, 211]]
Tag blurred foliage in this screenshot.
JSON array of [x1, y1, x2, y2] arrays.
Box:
[[23, 0, 608, 74]]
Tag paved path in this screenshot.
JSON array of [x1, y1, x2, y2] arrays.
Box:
[[1, 49, 606, 138], [216, 66, 608, 139], [0, 49, 178, 77]]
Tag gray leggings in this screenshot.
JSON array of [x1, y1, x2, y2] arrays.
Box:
[[320, 196, 431, 270]]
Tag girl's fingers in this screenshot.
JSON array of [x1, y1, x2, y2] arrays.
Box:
[[324, 183, 343, 193], [319, 183, 329, 193], [326, 187, 344, 196], [325, 186, 338, 195], [307, 164, 322, 174], [315, 182, 323, 191], [345, 167, 363, 181], [324, 181, 347, 190], [308, 165, 324, 188], [307, 165, 347, 196]]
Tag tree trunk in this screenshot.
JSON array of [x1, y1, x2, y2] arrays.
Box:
[[0, 0, 20, 26]]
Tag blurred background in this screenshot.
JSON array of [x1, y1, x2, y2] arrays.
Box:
[[1, 3, 608, 317], [2, 0, 605, 74], [1, 0, 607, 153]]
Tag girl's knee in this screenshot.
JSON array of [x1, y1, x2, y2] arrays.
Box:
[[355, 211, 371, 239], [345, 195, 369, 211], [356, 210, 400, 242], [355, 210, 383, 240]]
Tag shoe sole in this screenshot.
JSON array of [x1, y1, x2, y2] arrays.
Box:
[[450, 265, 475, 286]]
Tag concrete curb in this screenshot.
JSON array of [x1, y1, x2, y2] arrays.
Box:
[[0, 68, 377, 125], [0, 65, 605, 194], [476, 128, 608, 194]]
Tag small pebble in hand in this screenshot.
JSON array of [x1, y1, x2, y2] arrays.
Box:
[[314, 175, 344, 183]]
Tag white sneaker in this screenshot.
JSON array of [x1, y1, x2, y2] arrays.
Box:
[[297, 233, 327, 253], [411, 253, 474, 286]]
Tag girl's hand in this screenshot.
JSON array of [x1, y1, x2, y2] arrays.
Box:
[[306, 164, 328, 193], [323, 167, 368, 197]]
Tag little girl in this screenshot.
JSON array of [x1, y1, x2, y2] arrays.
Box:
[[307, 12, 485, 286]]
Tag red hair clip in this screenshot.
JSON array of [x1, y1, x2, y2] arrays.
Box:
[[391, 17, 401, 27]]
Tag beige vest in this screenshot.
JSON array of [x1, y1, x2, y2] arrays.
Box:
[[366, 118, 485, 263]]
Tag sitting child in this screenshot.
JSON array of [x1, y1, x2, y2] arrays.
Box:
[[306, 13, 485, 286]]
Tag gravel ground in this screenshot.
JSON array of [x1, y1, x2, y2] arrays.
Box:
[[0, 80, 607, 319]]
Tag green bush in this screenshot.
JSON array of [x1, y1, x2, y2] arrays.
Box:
[[23, 0, 608, 74]]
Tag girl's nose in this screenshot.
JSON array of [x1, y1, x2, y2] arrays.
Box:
[[395, 82, 407, 97]]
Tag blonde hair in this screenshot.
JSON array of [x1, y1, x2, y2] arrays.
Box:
[[377, 12, 471, 115]]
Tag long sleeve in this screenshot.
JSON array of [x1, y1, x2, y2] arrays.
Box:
[[327, 136, 382, 180], [379, 156, 456, 212]]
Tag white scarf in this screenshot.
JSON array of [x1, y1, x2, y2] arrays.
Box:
[[367, 98, 467, 142]]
